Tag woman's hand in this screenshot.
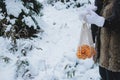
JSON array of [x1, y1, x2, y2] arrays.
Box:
[[84, 10, 105, 27], [79, 4, 97, 20]]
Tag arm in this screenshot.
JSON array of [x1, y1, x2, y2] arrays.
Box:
[[91, 0, 104, 42], [103, 0, 120, 29], [85, 0, 120, 28]]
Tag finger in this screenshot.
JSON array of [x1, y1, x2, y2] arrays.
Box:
[[86, 4, 97, 11], [79, 10, 89, 20], [88, 10, 96, 16], [85, 14, 92, 23]]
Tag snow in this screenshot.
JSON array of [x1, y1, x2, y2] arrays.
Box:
[[0, 0, 100, 80], [37, 0, 44, 3], [22, 16, 37, 29], [0, 13, 4, 19], [0, 66, 16, 80], [5, 0, 25, 17]]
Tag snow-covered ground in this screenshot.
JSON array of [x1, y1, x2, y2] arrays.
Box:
[[36, 5, 100, 80], [0, 1, 101, 80]]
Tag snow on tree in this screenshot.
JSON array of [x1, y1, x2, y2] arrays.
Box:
[[0, 0, 44, 80], [0, 0, 98, 80], [46, 0, 92, 8], [0, 0, 43, 39]]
